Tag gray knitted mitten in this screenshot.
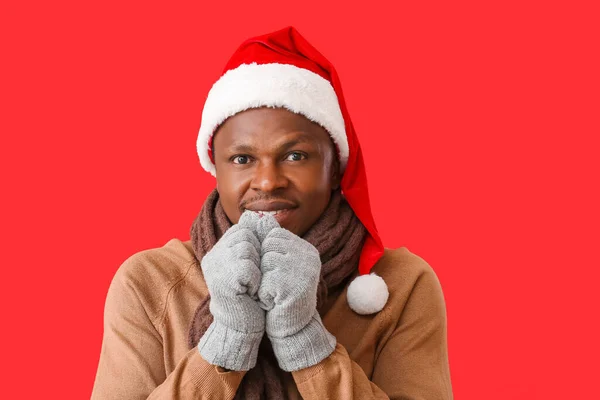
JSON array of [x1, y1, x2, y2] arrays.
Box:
[[198, 211, 265, 371], [256, 215, 337, 372]]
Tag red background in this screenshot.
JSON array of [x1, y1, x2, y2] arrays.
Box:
[[1, 0, 598, 398]]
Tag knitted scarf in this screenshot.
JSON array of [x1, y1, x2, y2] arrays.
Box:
[[188, 189, 366, 399]]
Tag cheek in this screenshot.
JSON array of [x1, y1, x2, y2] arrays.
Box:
[[302, 164, 333, 190], [290, 166, 334, 202], [215, 172, 249, 223]]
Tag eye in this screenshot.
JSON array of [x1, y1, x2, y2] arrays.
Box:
[[232, 155, 251, 164], [285, 152, 307, 162]]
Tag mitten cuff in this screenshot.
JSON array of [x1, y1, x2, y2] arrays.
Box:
[[198, 321, 264, 371], [269, 312, 337, 372]]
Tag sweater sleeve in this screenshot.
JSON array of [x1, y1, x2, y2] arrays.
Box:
[[91, 262, 246, 399], [292, 343, 390, 399], [291, 265, 453, 399]]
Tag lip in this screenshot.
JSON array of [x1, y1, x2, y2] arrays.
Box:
[[244, 201, 296, 212]]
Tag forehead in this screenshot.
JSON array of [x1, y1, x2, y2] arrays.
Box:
[[213, 107, 331, 148]]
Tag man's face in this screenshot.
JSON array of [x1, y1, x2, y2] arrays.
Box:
[[212, 107, 340, 237]]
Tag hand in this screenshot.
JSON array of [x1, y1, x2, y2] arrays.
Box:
[[256, 215, 336, 372], [197, 210, 265, 371]]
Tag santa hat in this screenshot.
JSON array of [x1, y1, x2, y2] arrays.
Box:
[[196, 26, 388, 315]]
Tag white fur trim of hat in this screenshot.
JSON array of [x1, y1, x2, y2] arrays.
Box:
[[197, 63, 349, 177]]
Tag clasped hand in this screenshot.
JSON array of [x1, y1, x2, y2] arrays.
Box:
[[198, 210, 336, 372]]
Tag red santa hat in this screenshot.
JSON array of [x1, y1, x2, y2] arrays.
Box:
[[196, 26, 388, 315]]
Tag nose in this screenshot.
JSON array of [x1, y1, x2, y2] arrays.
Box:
[[250, 161, 288, 193]]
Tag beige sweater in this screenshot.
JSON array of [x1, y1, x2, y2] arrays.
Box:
[[91, 238, 453, 399]]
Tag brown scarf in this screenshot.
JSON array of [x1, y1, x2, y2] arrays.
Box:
[[188, 189, 366, 399]]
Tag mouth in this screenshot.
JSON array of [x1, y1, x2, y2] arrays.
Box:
[[245, 208, 295, 225], [242, 200, 298, 225]]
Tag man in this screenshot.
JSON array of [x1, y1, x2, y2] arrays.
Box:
[[92, 26, 453, 399]]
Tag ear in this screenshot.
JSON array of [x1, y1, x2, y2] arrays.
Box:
[[331, 157, 341, 191], [331, 152, 342, 190]]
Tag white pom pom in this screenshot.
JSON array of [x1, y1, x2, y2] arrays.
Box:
[[347, 273, 389, 315]]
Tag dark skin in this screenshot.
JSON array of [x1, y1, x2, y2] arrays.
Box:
[[212, 107, 341, 237]]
